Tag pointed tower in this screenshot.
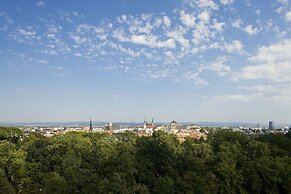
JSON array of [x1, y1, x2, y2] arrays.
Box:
[[89, 118, 93, 132], [144, 119, 146, 129]]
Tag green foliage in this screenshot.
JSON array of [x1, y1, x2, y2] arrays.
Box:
[[0, 141, 26, 193], [255, 133, 291, 156], [0, 126, 23, 144], [0, 127, 290, 193], [0, 168, 15, 194]]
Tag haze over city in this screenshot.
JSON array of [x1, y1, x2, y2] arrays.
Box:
[[0, 0, 291, 123]]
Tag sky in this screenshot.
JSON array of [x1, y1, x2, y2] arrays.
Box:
[[0, 0, 291, 124]]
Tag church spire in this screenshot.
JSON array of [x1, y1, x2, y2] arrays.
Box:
[[89, 118, 92, 132]]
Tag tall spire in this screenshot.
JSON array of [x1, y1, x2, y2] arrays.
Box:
[[89, 118, 92, 132], [143, 118, 146, 129]]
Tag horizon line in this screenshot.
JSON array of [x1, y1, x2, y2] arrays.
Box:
[[0, 120, 289, 125]]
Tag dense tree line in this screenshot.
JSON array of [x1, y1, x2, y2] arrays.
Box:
[[0, 126, 290, 194]]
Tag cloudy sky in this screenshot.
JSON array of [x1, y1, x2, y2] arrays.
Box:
[[0, 0, 290, 123]]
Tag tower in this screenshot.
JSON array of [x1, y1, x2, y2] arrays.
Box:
[[144, 119, 146, 129], [89, 118, 93, 132]]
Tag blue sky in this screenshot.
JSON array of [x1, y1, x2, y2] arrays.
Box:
[[0, 0, 291, 123]]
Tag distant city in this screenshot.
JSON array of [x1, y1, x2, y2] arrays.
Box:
[[3, 119, 290, 142]]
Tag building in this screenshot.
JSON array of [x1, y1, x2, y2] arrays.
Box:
[[104, 122, 120, 131], [186, 124, 201, 132], [169, 120, 179, 133], [89, 118, 93, 132], [154, 125, 166, 131], [143, 118, 155, 129], [269, 121, 274, 130]]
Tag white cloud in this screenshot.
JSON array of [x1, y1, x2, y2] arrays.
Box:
[[10, 27, 40, 43], [274, 7, 284, 14], [244, 25, 260, 35], [36, 1, 45, 6], [17, 28, 36, 36], [264, 19, 273, 32], [113, 14, 179, 50], [139, 13, 149, 21], [248, 39, 291, 63], [273, 26, 287, 38], [212, 20, 225, 32], [277, 0, 289, 6], [192, 21, 216, 45], [6, 0, 290, 87], [198, 11, 210, 23], [220, 0, 234, 5], [117, 14, 158, 34], [112, 29, 128, 42], [239, 84, 287, 93], [58, 11, 82, 23], [209, 42, 221, 49], [147, 69, 172, 80], [224, 40, 244, 54], [5, 17, 14, 24], [278, 0, 288, 4], [208, 61, 231, 76], [166, 27, 189, 48], [184, 57, 232, 86], [113, 28, 177, 49], [237, 39, 291, 82], [239, 83, 291, 104], [130, 34, 176, 49], [179, 10, 196, 27], [210, 93, 263, 102], [117, 15, 127, 23], [198, 57, 232, 76], [285, 11, 291, 22], [37, 59, 48, 64], [69, 24, 110, 55], [163, 16, 171, 27], [197, 0, 218, 10], [232, 19, 242, 29], [70, 35, 87, 44], [238, 64, 278, 81], [192, 23, 209, 45], [184, 72, 208, 85]]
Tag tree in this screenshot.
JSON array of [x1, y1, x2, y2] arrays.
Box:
[[0, 127, 23, 144], [0, 127, 290, 193], [0, 141, 26, 193]]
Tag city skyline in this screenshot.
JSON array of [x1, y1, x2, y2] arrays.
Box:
[[1, 0, 291, 123]]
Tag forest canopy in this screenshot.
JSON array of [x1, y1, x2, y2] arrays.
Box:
[[0, 126, 290, 194]]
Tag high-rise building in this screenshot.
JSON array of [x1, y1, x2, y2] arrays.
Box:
[[269, 121, 274, 130]]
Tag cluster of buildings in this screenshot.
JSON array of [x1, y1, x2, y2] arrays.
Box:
[[20, 120, 290, 141], [21, 119, 208, 142], [229, 121, 290, 135]]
